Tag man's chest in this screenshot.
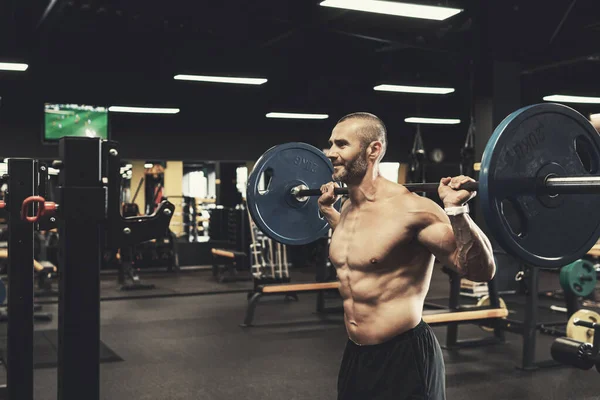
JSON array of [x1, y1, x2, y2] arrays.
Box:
[[329, 207, 417, 269]]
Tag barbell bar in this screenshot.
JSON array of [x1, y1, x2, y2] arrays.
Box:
[[291, 176, 600, 199]]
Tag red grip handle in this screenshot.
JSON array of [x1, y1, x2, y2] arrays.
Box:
[[21, 196, 56, 223]]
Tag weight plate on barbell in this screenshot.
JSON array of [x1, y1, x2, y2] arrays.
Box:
[[480, 103, 600, 268], [560, 259, 597, 297], [246, 142, 338, 245], [567, 309, 600, 343]]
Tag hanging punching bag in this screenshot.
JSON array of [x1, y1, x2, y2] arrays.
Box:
[[409, 124, 426, 184], [460, 116, 475, 178]]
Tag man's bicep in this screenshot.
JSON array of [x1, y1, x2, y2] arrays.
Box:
[[417, 221, 458, 269]]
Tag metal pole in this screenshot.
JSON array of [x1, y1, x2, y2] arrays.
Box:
[[520, 266, 539, 370], [544, 176, 600, 193], [6, 159, 36, 400], [57, 138, 104, 400]]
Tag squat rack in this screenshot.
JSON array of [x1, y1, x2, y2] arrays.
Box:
[[0, 137, 174, 400]]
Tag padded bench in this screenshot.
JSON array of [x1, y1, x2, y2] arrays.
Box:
[[241, 281, 342, 326], [587, 243, 600, 258], [211, 248, 251, 283], [423, 308, 508, 325]]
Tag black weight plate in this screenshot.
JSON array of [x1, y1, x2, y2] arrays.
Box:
[[247, 142, 336, 245], [480, 103, 600, 268]]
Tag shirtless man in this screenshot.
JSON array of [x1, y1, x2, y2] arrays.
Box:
[[318, 112, 496, 400]]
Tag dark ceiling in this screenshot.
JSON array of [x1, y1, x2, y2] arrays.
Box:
[[2, 0, 600, 128]]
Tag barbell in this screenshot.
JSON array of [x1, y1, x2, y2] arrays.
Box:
[[246, 103, 600, 268]]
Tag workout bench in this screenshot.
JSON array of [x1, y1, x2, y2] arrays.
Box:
[[211, 248, 252, 282], [241, 279, 508, 329], [423, 308, 508, 325], [241, 281, 341, 326]]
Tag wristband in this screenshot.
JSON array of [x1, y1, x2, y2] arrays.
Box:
[[444, 204, 469, 216]]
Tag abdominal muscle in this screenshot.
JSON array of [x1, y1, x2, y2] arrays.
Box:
[[337, 261, 433, 345]]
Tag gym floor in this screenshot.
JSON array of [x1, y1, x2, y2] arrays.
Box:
[[9, 266, 600, 400]]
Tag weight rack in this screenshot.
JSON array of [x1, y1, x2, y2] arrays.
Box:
[[0, 137, 175, 400]]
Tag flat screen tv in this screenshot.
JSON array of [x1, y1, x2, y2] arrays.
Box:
[[44, 103, 109, 142]]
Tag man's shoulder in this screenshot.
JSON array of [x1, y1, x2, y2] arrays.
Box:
[[389, 188, 446, 226], [385, 183, 428, 206]]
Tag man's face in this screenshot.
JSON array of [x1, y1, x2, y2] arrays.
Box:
[[326, 121, 369, 184]]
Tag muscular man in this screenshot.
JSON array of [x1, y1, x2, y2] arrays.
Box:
[[318, 112, 496, 400]]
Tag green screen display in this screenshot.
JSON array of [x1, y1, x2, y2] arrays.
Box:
[[44, 103, 108, 141]]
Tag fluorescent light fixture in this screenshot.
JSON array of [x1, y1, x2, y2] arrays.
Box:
[[144, 163, 154, 168], [109, 106, 180, 114], [0, 62, 28, 71], [320, 0, 462, 21], [266, 112, 329, 120], [405, 117, 461, 125], [374, 84, 455, 94], [543, 94, 600, 104], [174, 74, 267, 85]]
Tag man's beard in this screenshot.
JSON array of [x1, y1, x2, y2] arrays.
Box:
[[332, 153, 368, 184]]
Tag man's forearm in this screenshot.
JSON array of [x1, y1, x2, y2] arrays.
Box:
[[319, 206, 341, 230], [448, 214, 496, 282]]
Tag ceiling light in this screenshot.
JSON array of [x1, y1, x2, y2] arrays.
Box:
[[405, 117, 461, 124], [109, 106, 180, 114], [543, 95, 600, 104], [0, 62, 28, 71], [174, 74, 267, 85], [266, 112, 329, 120], [374, 84, 454, 94], [320, 0, 462, 21]]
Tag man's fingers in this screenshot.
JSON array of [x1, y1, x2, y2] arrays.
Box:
[[320, 183, 337, 199], [446, 176, 475, 190]]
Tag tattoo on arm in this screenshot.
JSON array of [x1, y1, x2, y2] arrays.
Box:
[[448, 214, 494, 280]]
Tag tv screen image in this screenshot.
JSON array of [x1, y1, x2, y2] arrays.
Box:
[[44, 103, 108, 141]]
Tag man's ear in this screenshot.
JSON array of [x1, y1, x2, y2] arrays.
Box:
[[368, 141, 383, 161]]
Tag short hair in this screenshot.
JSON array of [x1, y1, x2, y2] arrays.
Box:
[[337, 112, 387, 162]]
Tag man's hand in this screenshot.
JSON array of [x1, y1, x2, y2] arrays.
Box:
[[317, 182, 343, 230], [318, 182, 341, 209], [438, 176, 477, 208]]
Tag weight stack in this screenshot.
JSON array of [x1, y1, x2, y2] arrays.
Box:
[[227, 208, 251, 258], [227, 208, 239, 248], [183, 196, 198, 242]]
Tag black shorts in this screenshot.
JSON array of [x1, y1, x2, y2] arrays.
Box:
[[337, 320, 445, 400]]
